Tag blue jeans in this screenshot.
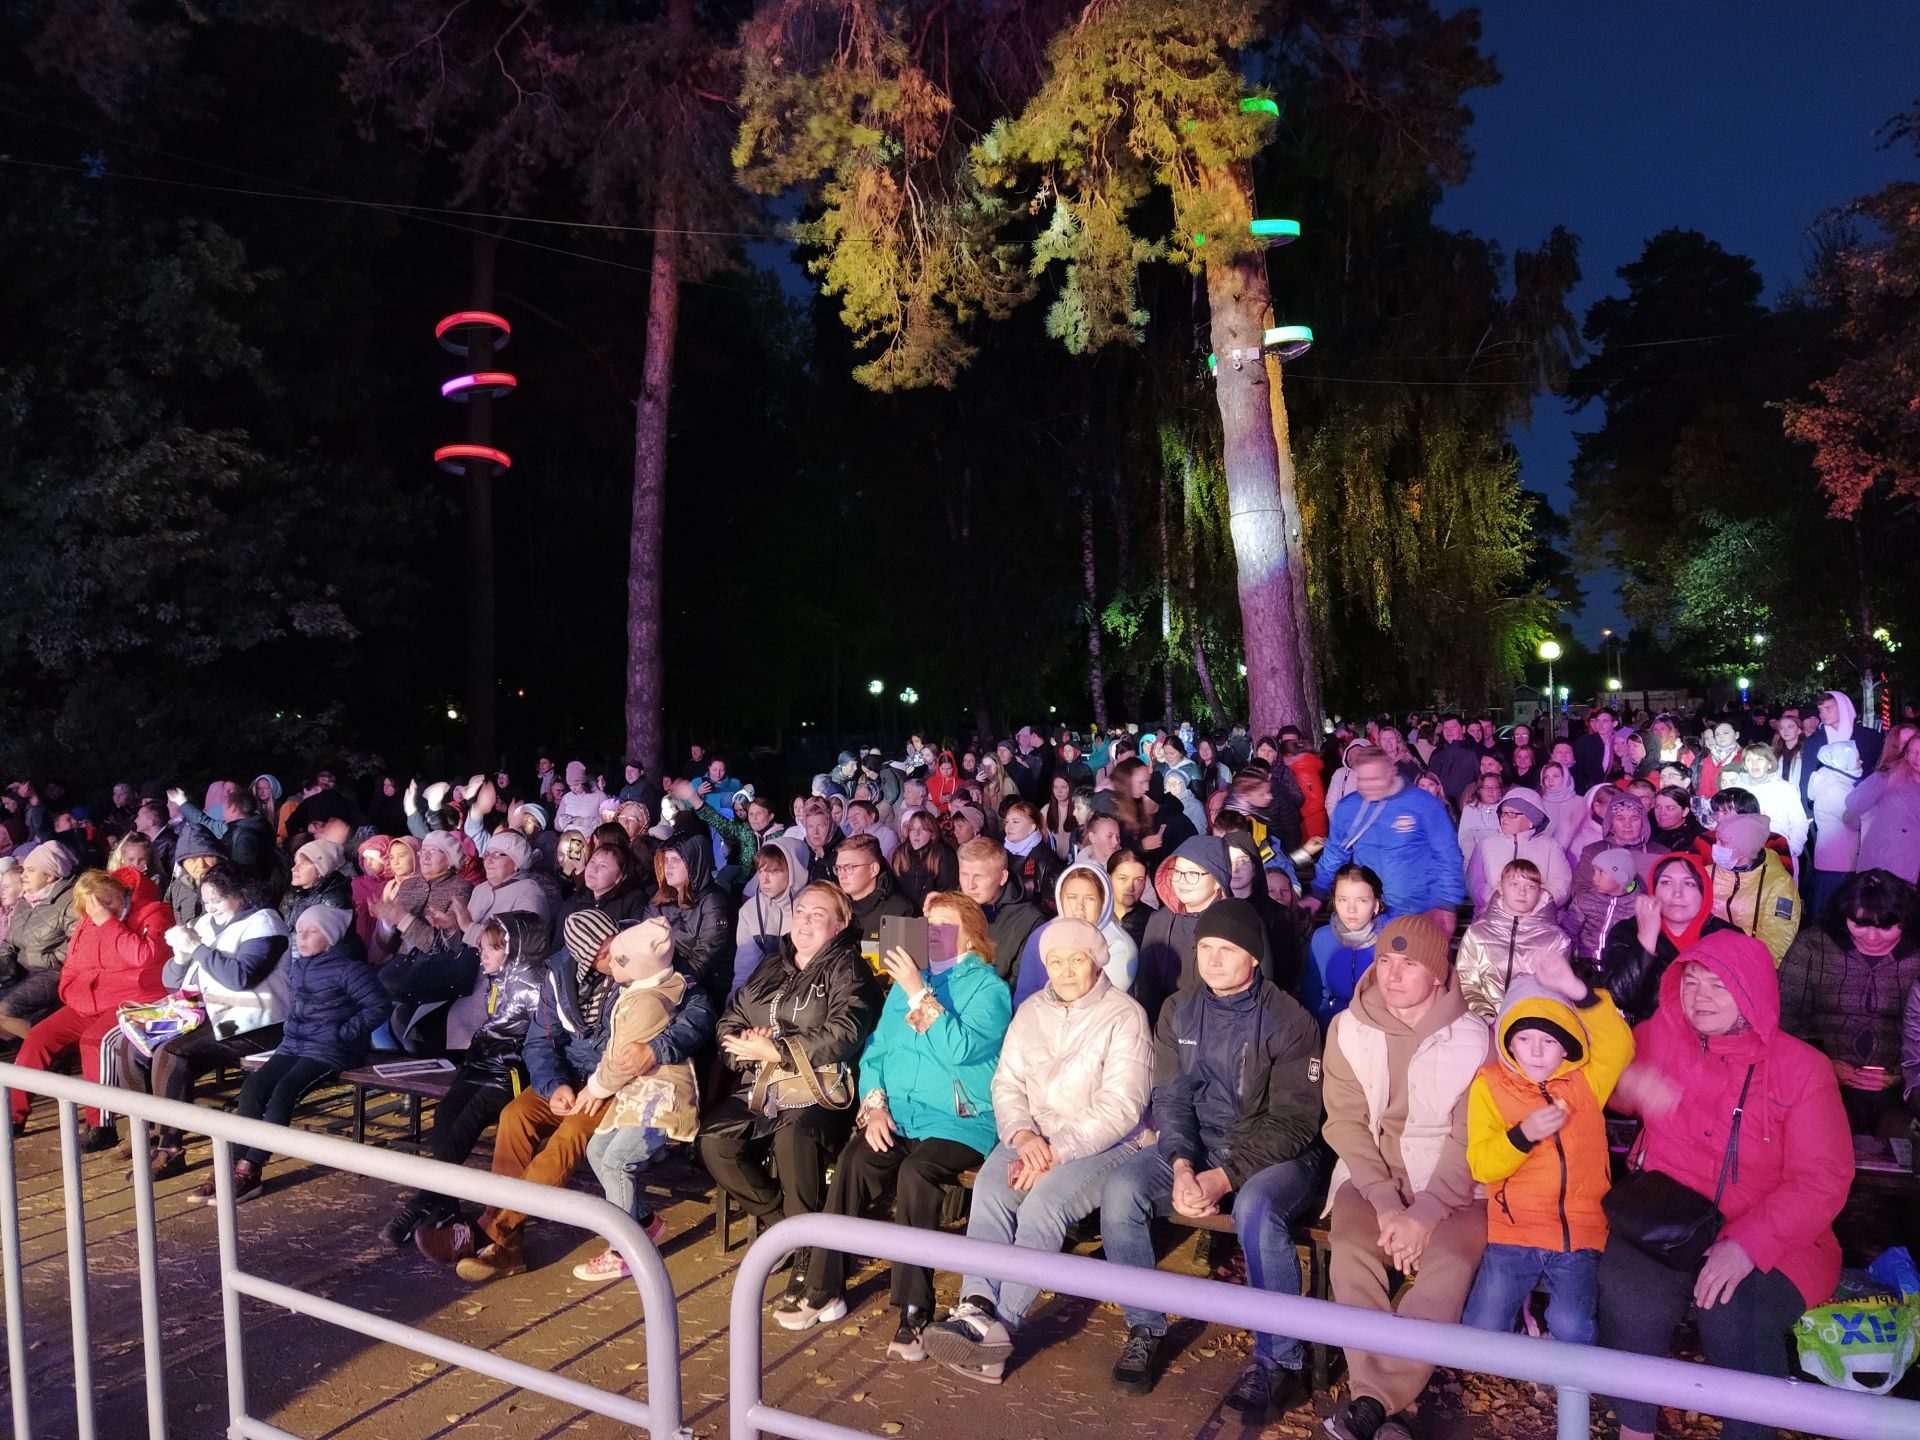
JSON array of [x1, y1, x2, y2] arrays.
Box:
[[960, 1140, 1142, 1329], [586, 1125, 668, 1225], [1461, 1242, 1599, 1345], [1099, 1145, 1325, 1368]]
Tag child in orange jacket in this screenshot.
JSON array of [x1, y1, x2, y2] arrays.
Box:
[[1461, 947, 1633, 1344]]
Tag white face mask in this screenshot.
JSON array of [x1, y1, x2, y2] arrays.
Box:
[[1710, 842, 1738, 869]]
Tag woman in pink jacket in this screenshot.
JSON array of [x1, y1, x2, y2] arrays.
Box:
[[1598, 929, 1852, 1440]]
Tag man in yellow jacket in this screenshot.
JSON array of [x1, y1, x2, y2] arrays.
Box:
[[1704, 811, 1800, 965], [1462, 946, 1634, 1344]]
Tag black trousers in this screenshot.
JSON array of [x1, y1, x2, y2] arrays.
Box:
[[699, 1098, 854, 1223], [234, 1054, 336, 1169], [1596, 1235, 1806, 1440], [114, 1023, 285, 1146], [403, 1072, 515, 1219], [805, 1133, 984, 1314]]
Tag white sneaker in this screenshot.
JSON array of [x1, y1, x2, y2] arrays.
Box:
[[922, 1299, 1013, 1366], [774, 1294, 848, 1332]]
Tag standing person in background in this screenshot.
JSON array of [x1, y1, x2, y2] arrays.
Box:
[[1572, 710, 1621, 791], [1813, 689, 1883, 776], [1279, 729, 1328, 842], [1311, 750, 1465, 939], [1426, 716, 1484, 804], [1844, 728, 1920, 884]]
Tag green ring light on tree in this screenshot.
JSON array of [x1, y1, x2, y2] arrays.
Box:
[[1240, 97, 1280, 118], [1194, 218, 1300, 250], [1207, 326, 1314, 375]]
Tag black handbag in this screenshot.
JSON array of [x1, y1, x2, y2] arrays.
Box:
[[1602, 1064, 1755, 1270]]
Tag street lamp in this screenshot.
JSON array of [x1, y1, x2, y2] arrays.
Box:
[[899, 687, 919, 706], [1607, 677, 1622, 693], [867, 679, 884, 696], [1737, 676, 1750, 707], [1538, 640, 1563, 739]]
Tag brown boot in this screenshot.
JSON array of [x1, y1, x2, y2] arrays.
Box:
[[456, 1235, 527, 1283]]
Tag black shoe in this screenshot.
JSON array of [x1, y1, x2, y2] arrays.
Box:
[[769, 1254, 811, 1317], [79, 1125, 120, 1154], [382, 1200, 431, 1247], [1110, 1324, 1163, 1395], [1325, 1394, 1388, 1440], [887, 1306, 928, 1361]]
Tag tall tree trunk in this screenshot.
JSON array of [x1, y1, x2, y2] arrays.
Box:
[[1193, 633, 1223, 723], [1853, 515, 1879, 724], [464, 229, 500, 772], [1264, 349, 1323, 727], [623, 176, 682, 775], [1080, 486, 1109, 730], [1159, 460, 1174, 729], [1204, 224, 1306, 736]]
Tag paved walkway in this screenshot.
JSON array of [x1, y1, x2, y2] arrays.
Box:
[[0, 1084, 1809, 1440]]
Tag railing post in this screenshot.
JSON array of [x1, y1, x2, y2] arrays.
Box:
[[128, 1118, 169, 1440], [57, 1100, 96, 1440], [1557, 1386, 1589, 1440], [211, 1136, 252, 1434], [0, 1099, 32, 1440]]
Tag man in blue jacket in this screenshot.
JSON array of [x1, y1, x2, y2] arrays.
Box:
[[1311, 748, 1464, 938], [415, 910, 715, 1280], [1099, 898, 1324, 1415]]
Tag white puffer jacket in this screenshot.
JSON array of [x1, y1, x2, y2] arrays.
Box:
[[989, 973, 1152, 1163]]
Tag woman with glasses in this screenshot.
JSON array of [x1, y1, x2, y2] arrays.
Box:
[[774, 892, 1012, 1368]]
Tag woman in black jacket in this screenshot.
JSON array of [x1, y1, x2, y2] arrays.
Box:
[[381, 910, 549, 1244], [698, 882, 884, 1310], [562, 843, 652, 925], [1594, 851, 1735, 1026], [645, 829, 733, 1006]]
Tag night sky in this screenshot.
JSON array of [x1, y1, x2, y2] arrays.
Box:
[[1435, 1, 1920, 639]]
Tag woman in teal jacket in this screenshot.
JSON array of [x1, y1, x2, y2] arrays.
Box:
[[776, 890, 1012, 1363]]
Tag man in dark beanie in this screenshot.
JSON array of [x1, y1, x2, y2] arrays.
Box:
[[1098, 897, 1325, 1418]]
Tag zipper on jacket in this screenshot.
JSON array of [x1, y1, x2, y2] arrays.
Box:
[[1541, 1081, 1571, 1251]]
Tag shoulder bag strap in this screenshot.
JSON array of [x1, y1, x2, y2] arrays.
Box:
[[1710, 1064, 1757, 1207]]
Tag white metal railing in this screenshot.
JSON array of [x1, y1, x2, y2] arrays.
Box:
[[0, 1061, 692, 1440], [727, 1214, 1920, 1440]]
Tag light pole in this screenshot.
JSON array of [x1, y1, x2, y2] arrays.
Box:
[[1538, 640, 1563, 740]]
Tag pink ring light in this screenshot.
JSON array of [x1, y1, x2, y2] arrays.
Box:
[[434, 443, 512, 476], [434, 310, 512, 356], [440, 371, 519, 401]]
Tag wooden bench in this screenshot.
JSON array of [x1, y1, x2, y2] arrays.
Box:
[[241, 1052, 453, 1147]]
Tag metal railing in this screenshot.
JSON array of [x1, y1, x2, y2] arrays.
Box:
[[728, 1213, 1920, 1440], [0, 1061, 692, 1440]]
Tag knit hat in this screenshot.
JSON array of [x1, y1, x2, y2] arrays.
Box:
[[1717, 812, 1770, 857], [1192, 896, 1266, 960], [608, 917, 674, 975], [1037, 917, 1110, 970], [950, 802, 986, 834], [295, 905, 353, 948], [563, 909, 619, 962], [1496, 787, 1549, 836], [1506, 1014, 1584, 1063], [1376, 914, 1451, 987], [1816, 741, 1862, 778], [21, 843, 74, 882], [295, 840, 346, 877], [1591, 848, 1637, 891], [419, 831, 465, 873], [511, 801, 551, 831], [486, 831, 531, 873], [566, 761, 587, 787]]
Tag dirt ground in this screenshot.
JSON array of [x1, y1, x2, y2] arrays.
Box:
[[0, 1082, 1871, 1440]]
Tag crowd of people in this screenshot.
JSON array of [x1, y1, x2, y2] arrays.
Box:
[[0, 693, 1916, 1439]]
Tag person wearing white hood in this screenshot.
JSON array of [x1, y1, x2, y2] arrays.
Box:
[[1011, 861, 1139, 1006], [1464, 788, 1572, 916], [1806, 742, 1865, 916], [1814, 689, 1883, 776], [731, 834, 813, 996], [451, 832, 551, 950], [1534, 761, 1587, 857], [554, 761, 608, 838]]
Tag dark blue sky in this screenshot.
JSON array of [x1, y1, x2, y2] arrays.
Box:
[[1434, 1, 1920, 639]]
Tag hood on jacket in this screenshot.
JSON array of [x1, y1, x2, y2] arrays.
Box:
[[1494, 977, 1593, 1081], [493, 908, 555, 970], [112, 865, 162, 911], [1649, 850, 1716, 949], [1349, 955, 1471, 1035], [252, 774, 284, 805], [1219, 830, 1279, 899], [763, 833, 813, 898], [1651, 927, 1779, 1048], [1822, 689, 1859, 738], [1152, 835, 1233, 912], [1539, 768, 1578, 802], [1605, 792, 1650, 847], [662, 827, 716, 896], [1054, 860, 1116, 930], [175, 825, 224, 864], [1499, 787, 1550, 836]]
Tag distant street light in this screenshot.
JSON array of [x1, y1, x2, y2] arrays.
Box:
[[899, 687, 919, 706], [1607, 677, 1622, 693], [1538, 640, 1563, 739], [867, 679, 884, 696]]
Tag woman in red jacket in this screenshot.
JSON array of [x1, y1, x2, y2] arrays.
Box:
[[1598, 929, 1852, 1440], [1281, 731, 1328, 841], [10, 867, 173, 1148]]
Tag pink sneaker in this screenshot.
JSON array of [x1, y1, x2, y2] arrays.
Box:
[[573, 1249, 631, 1283]]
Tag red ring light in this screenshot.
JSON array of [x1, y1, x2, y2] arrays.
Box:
[[434, 443, 512, 476], [440, 371, 519, 401], [434, 310, 512, 356]]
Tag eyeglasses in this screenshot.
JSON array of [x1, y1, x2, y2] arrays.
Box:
[[1170, 867, 1211, 883], [832, 862, 877, 876]]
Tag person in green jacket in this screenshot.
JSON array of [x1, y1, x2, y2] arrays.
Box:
[[775, 889, 1012, 1365]]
